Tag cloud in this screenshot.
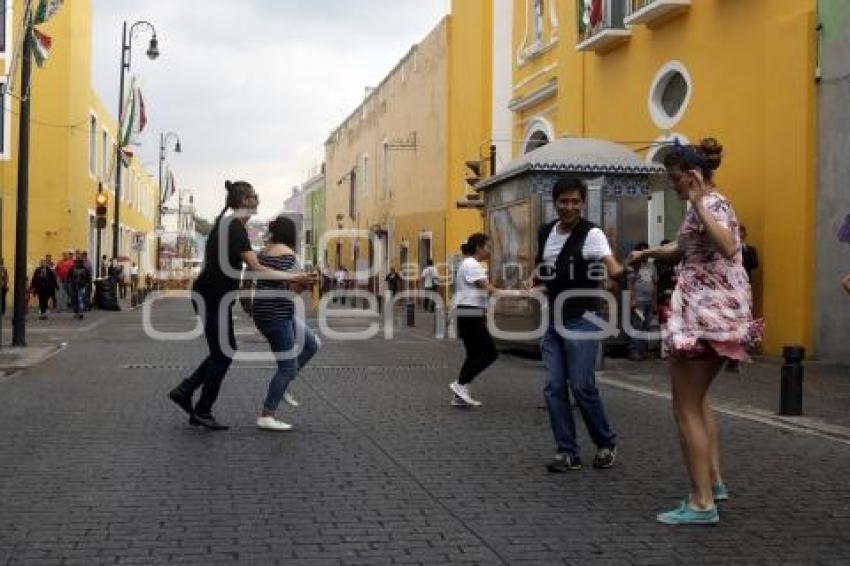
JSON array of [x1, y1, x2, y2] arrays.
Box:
[[91, 0, 449, 220]]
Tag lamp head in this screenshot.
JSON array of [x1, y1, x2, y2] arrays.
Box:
[[146, 36, 160, 60], [174, 140, 182, 153]]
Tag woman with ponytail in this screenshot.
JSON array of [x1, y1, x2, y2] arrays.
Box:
[[448, 232, 501, 408], [168, 181, 315, 430]]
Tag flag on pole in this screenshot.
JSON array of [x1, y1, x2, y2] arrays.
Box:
[[30, 29, 52, 68], [162, 169, 176, 204], [119, 77, 149, 149], [34, 0, 64, 25]]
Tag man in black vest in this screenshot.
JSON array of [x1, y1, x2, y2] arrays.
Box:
[[524, 178, 624, 473]]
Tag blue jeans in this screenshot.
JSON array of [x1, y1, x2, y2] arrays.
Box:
[[255, 317, 319, 412], [541, 317, 617, 457]]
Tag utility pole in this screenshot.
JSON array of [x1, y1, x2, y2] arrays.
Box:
[[12, 10, 33, 347]]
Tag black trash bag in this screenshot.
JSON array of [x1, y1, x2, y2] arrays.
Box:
[[94, 279, 121, 311]]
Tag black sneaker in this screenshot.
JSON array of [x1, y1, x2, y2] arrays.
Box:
[[189, 412, 229, 431], [593, 446, 617, 469], [547, 454, 582, 473], [167, 388, 193, 416]]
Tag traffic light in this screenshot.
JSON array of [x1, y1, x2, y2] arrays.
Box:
[[95, 191, 108, 229]]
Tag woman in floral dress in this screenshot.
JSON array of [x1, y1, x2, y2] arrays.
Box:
[[629, 138, 763, 526]]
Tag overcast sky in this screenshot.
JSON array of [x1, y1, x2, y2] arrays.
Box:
[[91, 0, 449, 220]]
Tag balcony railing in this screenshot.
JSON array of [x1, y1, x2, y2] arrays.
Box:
[[576, 0, 631, 53], [624, 0, 691, 26]]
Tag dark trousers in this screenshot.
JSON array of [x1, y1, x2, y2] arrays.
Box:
[[177, 297, 236, 416], [457, 309, 498, 385], [37, 291, 52, 315]]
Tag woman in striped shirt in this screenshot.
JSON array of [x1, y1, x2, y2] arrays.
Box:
[[253, 215, 320, 431]]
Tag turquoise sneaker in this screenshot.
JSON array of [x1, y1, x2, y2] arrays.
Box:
[[656, 501, 719, 525], [712, 482, 729, 502]]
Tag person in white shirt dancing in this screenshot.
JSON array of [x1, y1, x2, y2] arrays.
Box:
[[449, 233, 501, 407]]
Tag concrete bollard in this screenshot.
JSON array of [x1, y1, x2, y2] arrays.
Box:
[[779, 345, 805, 416]]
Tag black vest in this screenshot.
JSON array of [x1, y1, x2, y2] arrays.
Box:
[[535, 218, 601, 320]]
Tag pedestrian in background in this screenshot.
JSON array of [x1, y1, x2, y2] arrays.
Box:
[[56, 251, 74, 312], [631, 138, 763, 526], [30, 260, 57, 320], [80, 252, 93, 310], [628, 242, 656, 361], [385, 267, 402, 298], [130, 263, 140, 295], [252, 215, 319, 431], [449, 233, 500, 408], [420, 259, 439, 312], [524, 177, 622, 473], [168, 180, 314, 431], [68, 257, 90, 320]]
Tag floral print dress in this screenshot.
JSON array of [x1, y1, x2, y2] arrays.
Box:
[[663, 191, 764, 361]]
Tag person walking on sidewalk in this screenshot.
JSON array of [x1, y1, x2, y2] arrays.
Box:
[[130, 263, 140, 295], [523, 178, 623, 474], [420, 259, 439, 312], [629, 138, 763, 526], [252, 215, 320, 431], [68, 258, 91, 320], [168, 181, 314, 431], [56, 251, 74, 313], [449, 233, 500, 408], [30, 260, 58, 320]]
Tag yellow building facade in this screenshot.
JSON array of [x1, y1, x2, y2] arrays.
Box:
[[324, 19, 449, 289], [0, 0, 158, 292], [443, 0, 817, 356]]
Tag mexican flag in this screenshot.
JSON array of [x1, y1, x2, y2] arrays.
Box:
[[162, 169, 176, 204], [119, 78, 148, 149], [34, 0, 64, 25], [31, 28, 52, 67]]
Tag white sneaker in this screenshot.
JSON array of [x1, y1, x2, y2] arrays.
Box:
[[256, 416, 293, 431], [451, 394, 471, 407], [283, 392, 300, 408], [449, 381, 482, 406]]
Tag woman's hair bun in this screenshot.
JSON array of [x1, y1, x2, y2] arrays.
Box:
[[224, 180, 234, 191], [698, 137, 723, 170]]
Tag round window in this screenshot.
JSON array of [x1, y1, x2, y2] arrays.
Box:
[[661, 72, 688, 118], [649, 62, 692, 130]]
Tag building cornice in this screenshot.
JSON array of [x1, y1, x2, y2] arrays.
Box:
[[508, 78, 558, 113]]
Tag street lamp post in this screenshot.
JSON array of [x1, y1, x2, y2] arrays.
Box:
[[157, 132, 181, 273], [113, 20, 159, 260]]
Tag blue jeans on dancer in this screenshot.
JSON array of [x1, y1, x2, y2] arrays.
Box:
[[255, 317, 319, 413], [541, 316, 617, 470]]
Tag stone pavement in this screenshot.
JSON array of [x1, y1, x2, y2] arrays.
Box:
[[0, 297, 849, 565]]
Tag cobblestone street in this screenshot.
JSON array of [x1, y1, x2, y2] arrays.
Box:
[[1, 298, 849, 565]]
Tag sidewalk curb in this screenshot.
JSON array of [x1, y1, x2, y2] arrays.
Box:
[[597, 373, 850, 446], [0, 342, 68, 375]]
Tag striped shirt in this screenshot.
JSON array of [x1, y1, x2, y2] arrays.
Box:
[[252, 252, 298, 320]]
